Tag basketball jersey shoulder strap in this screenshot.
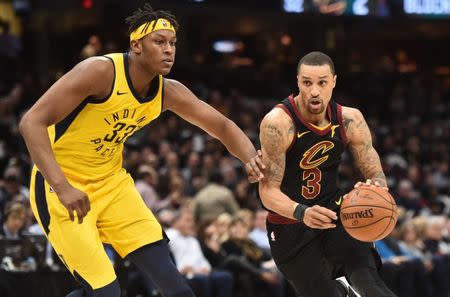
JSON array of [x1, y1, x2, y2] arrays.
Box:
[[274, 97, 298, 151], [330, 100, 348, 145], [277, 97, 303, 129], [329, 100, 339, 123]]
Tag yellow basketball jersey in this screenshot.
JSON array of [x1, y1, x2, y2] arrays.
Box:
[[48, 53, 163, 181]]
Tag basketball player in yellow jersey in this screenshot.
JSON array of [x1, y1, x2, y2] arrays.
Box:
[[19, 5, 265, 297]]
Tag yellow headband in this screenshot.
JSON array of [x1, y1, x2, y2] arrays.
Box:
[[130, 18, 176, 41]]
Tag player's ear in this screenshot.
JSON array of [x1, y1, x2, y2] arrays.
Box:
[[130, 39, 142, 54], [332, 74, 337, 88]]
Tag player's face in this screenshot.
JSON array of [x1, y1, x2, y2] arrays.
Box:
[[138, 30, 177, 75], [297, 64, 336, 115]]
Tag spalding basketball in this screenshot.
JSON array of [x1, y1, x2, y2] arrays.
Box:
[[340, 186, 397, 242]]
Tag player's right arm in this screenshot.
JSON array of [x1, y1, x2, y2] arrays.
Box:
[[19, 57, 113, 223], [258, 109, 337, 229]]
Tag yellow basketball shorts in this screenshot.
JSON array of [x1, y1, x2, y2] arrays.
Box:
[[29, 167, 163, 289]]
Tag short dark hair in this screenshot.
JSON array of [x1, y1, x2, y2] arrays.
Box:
[[208, 170, 224, 184], [125, 3, 179, 36], [297, 51, 335, 75]]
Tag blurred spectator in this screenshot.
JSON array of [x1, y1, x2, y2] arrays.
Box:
[[0, 202, 37, 272], [0, 166, 29, 223], [423, 216, 450, 255], [399, 220, 449, 297], [236, 209, 254, 229], [199, 218, 290, 297], [187, 170, 208, 197], [249, 209, 270, 252], [159, 151, 180, 177], [1, 202, 26, 239], [234, 179, 260, 210], [80, 35, 103, 59], [167, 207, 233, 297], [135, 164, 159, 210], [198, 219, 229, 269], [182, 151, 201, 183], [221, 216, 282, 297], [376, 222, 433, 297], [396, 179, 421, 214], [193, 171, 239, 224], [216, 213, 232, 243], [431, 162, 450, 192], [154, 174, 187, 212]]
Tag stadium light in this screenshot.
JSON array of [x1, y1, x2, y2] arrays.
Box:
[[283, 0, 304, 13]]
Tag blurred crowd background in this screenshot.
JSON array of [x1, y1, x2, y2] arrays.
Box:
[[0, 0, 449, 296]]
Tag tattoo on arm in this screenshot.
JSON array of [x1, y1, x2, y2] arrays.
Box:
[[346, 110, 387, 187], [351, 144, 387, 187], [343, 117, 354, 134], [288, 124, 295, 138], [344, 113, 368, 133], [260, 123, 287, 185]]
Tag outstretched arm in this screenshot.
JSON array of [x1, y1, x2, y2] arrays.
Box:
[[163, 79, 264, 180], [342, 107, 387, 188], [258, 109, 336, 228]]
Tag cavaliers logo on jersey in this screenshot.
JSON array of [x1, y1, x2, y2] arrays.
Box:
[[299, 141, 335, 170]]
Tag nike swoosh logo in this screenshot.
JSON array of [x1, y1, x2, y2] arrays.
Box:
[[335, 196, 343, 206], [297, 131, 311, 138], [117, 91, 128, 96]]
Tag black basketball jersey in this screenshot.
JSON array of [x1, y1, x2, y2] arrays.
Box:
[[278, 95, 347, 209]]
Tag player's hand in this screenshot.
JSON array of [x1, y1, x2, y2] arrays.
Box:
[[245, 149, 265, 183], [56, 184, 91, 224], [303, 205, 337, 229], [354, 179, 388, 191]]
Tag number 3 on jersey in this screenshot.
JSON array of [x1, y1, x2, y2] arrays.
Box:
[[301, 168, 322, 199]]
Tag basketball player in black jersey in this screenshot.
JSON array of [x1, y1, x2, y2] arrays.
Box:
[[258, 52, 397, 297]]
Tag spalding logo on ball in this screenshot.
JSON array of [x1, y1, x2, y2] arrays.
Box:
[[340, 186, 398, 242]]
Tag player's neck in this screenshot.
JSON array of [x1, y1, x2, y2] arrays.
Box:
[[294, 96, 329, 126], [128, 53, 159, 96]]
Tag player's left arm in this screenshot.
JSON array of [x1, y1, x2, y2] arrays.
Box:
[[342, 106, 387, 189], [163, 78, 264, 181]]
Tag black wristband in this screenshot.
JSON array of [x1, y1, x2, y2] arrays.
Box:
[[293, 204, 308, 222]]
